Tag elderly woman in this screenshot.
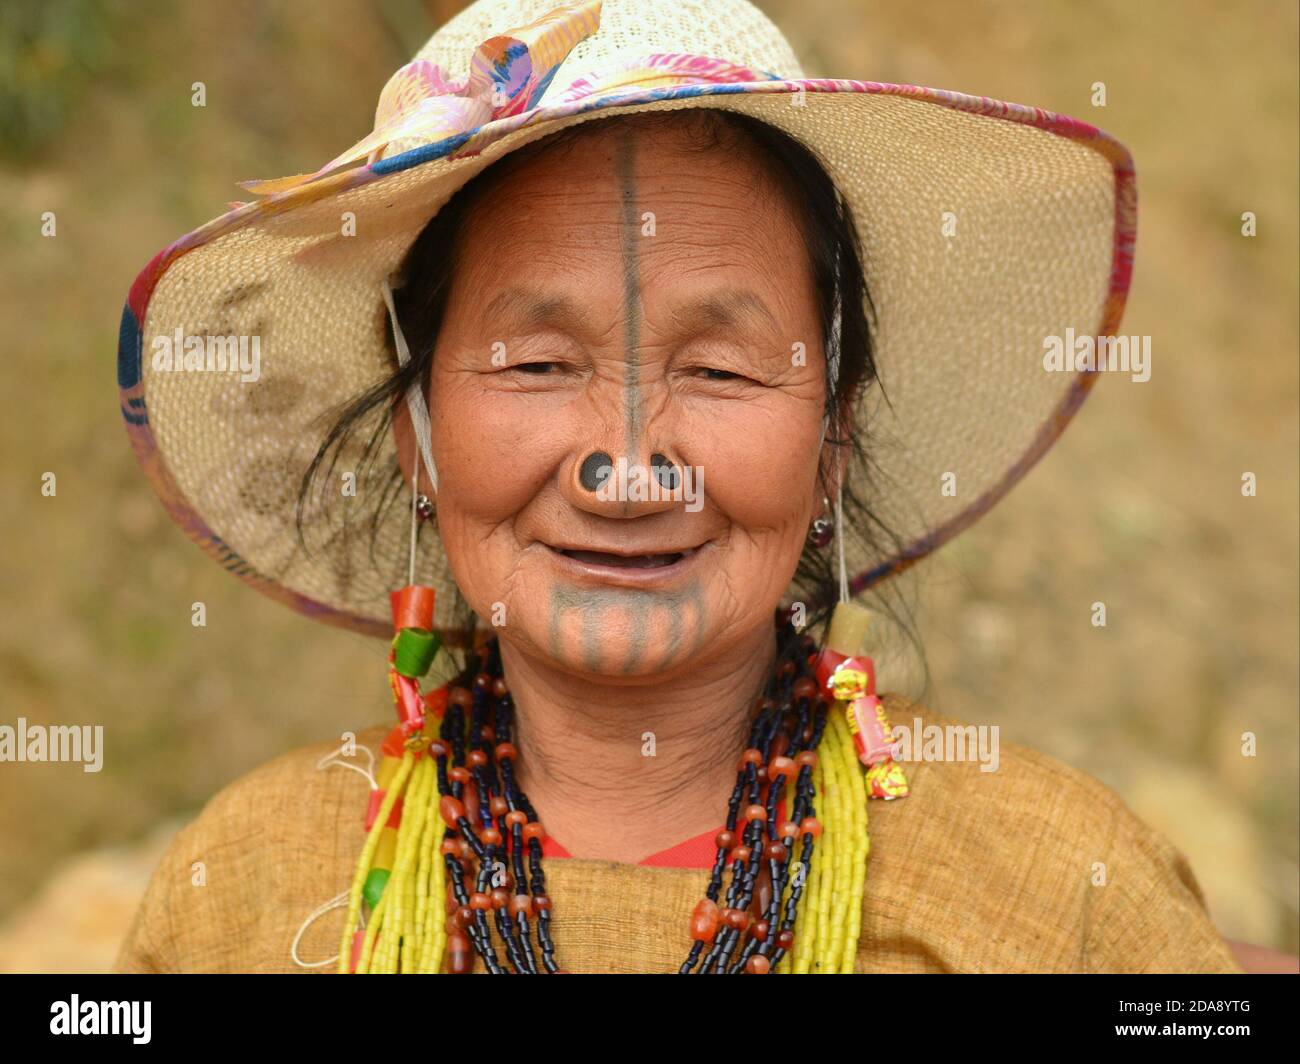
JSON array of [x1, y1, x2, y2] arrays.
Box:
[[115, 0, 1239, 973]]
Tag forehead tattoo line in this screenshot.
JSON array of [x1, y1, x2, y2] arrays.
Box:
[[617, 133, 642, 455]]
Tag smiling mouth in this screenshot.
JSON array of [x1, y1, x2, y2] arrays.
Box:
[[551, 545, 698, 570]]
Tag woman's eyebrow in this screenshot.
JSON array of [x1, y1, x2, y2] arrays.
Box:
[[669, 288, 780, 337], [481, 285, 592, 333], [480, 285, 779, 341]]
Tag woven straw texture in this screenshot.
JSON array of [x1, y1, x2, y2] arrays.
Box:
[[425, 0, 805, 81], [120, 0, 1134, 636], [114, 695, 1239, 974]]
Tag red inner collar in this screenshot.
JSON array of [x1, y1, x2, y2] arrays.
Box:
[[541, 796, 790, 869]]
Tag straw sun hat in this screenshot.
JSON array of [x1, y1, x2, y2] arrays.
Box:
[[116, 0, 1136, 639]]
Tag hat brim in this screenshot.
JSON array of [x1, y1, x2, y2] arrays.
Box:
[[117, 78, 1136, 639]]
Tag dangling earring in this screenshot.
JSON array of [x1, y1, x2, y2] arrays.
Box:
[[808, 495, 834, 548], [383, 275, 444, 747], [808, 479, 910, 799]]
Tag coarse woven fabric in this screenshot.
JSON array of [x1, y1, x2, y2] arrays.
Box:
[[114, 695, 1238, 974], [117, 0, 1136, 639]]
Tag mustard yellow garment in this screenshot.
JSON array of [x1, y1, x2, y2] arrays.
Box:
[[115, 694, 1242, 974]]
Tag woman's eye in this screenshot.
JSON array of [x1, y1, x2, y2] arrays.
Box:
[[511, 362, 560, 374], [697, 367, 742, 381]]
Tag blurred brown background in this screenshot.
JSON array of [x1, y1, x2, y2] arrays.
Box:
[[0, 0, 1296, 971]]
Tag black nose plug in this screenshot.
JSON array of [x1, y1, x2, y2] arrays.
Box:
[[652, 453, 679, 489], [579, 451, 614, 492]]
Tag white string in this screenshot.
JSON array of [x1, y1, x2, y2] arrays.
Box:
[[315, 741, 378, 790], [409, 429, 419, 587], [294, 742, 380, 967], [836, 478, 848, 604], [381, 277, 439, 495], [290, 890, 350, 968]]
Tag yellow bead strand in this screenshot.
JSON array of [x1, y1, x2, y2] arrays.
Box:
[[825, 718, 853, 968], [842, 713, 869, 972], [383, 752, 434, 972], [831, 708, 868, 973], [404, 757, 438, 968], [823, 713, 848, 972], [355, 892, 388, 974], [408, 755, 441, 968], [337, 750, 415, 974], [412, 760, 446, 971], [812, 719, 842, 970], [416, 808, 448, 973]]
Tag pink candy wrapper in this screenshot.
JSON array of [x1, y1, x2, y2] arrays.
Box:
[[845, 694, 898, 765]]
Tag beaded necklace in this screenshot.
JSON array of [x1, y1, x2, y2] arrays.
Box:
[[336, 598, 908, 974]]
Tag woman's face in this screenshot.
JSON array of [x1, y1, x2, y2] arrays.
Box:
[[413, 118, 827, 677]]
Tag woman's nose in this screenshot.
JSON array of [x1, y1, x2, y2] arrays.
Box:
[[563, 447, 686, 517]]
